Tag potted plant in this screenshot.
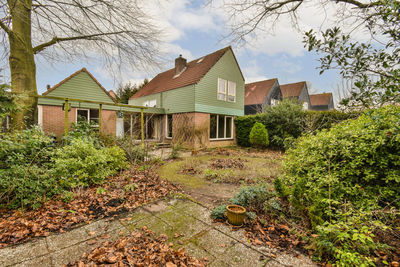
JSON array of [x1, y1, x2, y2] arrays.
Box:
[[226, 204, 246, 226]]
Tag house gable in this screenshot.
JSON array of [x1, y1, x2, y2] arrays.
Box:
[[194, 48, 245, 116]]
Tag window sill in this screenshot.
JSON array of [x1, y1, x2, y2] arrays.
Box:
[[209, 138, 234, 141]]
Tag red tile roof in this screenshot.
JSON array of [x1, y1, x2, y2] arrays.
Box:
[[280, 81, 306, 98], [130, 46, 242, 99], [309, 93, 333, 106], [42, 68, 116, 103], [245, 79, 278, 105]]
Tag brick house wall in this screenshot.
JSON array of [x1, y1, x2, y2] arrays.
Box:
[[39, 105, 116, 139], [166, 112, 236, 148]]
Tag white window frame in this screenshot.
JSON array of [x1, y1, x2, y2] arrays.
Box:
[[76, 108, 99, 127], [227, 81, 236, 102], [76, 108, 90, 123], [143, 99, 157, 107], [165, 114, 172, 139], [217, 78, 227, 101], [210, 114, 234, 141]]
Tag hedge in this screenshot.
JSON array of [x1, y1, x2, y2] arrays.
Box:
[[235, 103, 360, 149]]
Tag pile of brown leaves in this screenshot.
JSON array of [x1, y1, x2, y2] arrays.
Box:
[[244, 219, 308, 257], [210, 158, 247, 170], [0, 168, 179, 248], [67, 227, 206, 267]]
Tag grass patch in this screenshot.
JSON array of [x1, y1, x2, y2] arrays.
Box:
[[158, 150, 283, 186]]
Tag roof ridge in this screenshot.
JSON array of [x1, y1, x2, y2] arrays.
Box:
[[245, 78, 278, 85]]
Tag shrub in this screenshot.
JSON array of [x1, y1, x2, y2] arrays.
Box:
[[236, 100, 305, 149], [303, 110, 360, 134], [278, 105, 400, 226], [211, 204, 226, 220], [0, 127, 59, 208], [116, 137, 149, 164], [249, 122, 269, 148], [231, 185, 272, 213], [53, 138, 128, 188]]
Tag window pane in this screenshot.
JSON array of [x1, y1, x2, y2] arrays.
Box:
[[77, 109, 88, 122], [167, 114, 173, 138], [218, 115, 225, 139], [225, 117, 232, 138], [218, 78, 226, 93], [228, 95, 235, 102], [228, 82, 236, 95], [217, 93, 226, 100], [210, 115, 217, 139]]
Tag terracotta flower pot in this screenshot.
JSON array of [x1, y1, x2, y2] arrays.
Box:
[[226, 205, 246, 226]]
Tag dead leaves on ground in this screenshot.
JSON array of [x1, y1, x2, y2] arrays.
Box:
[[0, 167, 179, 248], [67, 227, 206, 267]]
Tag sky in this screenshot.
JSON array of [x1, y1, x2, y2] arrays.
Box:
[[16, 0, 359, 101]]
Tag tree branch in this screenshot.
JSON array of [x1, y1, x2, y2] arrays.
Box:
[[33, 31, 127, 54], [0, 20, 12, 35]]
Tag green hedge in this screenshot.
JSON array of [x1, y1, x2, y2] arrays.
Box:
[[235, 101, 359, 149]]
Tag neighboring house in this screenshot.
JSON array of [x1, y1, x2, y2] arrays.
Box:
[[244, 78, 282, 115], [108, 90, 117, 101], [280, 81, 311, 110], [129, 46, 245, 148], [309, 93, 334, 110], [38, 68, 119, 139]]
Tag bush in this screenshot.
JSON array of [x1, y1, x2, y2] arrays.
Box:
[[116, 137, 149, 164], [236, 100, 305, 149], [211, 204, 226, 220], [278, 105, 400, 226], [53, 138, 128, 188], [236, 100, 359, 150], [231, 185, 272, 213], [249, 122, 269, 148], [0, 127, 59, 208]]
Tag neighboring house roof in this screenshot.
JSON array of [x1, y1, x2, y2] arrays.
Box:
[[42, 68, 116, 103], [130, 46, 243, 100], [245, 78, 278, 105], [108, 90, 117, 100], [280, 81, 306, 98], [309, 93, 333, 106]]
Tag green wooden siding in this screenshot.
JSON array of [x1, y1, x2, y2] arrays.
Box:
[[129, 85, 195, 114], [194, 49, 244, 116], [38, 71, 114, 110]]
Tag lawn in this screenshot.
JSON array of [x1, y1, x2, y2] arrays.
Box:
[[158, 148, 284, 187]]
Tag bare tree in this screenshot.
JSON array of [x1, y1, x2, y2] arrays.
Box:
[[0, 0, 162, 129]]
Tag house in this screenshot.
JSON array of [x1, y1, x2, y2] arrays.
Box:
[[244, 78, 282, 115], [280, 81, 311, 109], [37, 68, 120, 139], [309, 93, 334, 110], [129, 46, 245, 148]]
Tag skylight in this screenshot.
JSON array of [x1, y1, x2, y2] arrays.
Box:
[[197, 57, 204, 63]]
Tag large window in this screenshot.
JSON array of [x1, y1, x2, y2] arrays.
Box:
[[166, 114, 173, 138], [210, 114, 233, 140], [76, 109, 99, 126]]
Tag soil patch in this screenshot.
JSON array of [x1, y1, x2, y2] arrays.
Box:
[[210, 158, 247, 170], [0, 167, 179, 248]]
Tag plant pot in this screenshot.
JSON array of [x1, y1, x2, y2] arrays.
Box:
[[226, 205, 246, 226]]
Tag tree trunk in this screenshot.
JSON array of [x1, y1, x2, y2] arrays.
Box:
[[8, 0, 37, 130]]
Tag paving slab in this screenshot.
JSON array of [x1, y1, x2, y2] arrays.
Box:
[[0, 238, 49, 266]]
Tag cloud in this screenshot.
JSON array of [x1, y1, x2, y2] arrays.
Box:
[[242, 60, 269, 83], [273, 56, 303, 74]]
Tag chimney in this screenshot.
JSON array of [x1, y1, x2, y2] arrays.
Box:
[[175, 54, 187, 75], [46, 84, 51, 90]]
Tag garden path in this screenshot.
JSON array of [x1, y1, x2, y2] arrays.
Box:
[[0, 198, 316, 267]]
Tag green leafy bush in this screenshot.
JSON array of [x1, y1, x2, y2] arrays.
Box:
[[249, 122, 269, 148], [0, 127, 59, 208], [236, 101, 358, 149], [211, 204, 226, 220], [236, 100, 305, 149], [278, 106, 400, 226], [54, 138, 128, 188], [231, 185, 272, 213]]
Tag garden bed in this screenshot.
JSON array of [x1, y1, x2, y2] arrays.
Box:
[[0, 167, 179, 248]]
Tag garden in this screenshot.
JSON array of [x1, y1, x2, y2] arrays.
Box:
[[0, 101, 399, 266]]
